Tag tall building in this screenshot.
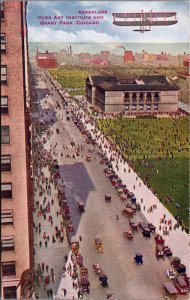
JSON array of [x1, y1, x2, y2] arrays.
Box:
[[1, 1, 33, 298]]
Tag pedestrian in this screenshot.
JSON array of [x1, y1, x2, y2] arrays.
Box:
[[46, 265, 49, 272], [63, 288, 67, 296], [79, 235, 82, 242], [45, 240, 48, 248], [47, 289, 50, 298], [39, 240, 42, 248], [49, 288, 53, 298], [42, 261, 45, 272], [64, 255, 68, 262], [51, 199, 54, 205]]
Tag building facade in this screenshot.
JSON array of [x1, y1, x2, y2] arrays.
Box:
[[1, 1, 33, 298], [36, 49, 58, 68], [86, 75, 179, 113]]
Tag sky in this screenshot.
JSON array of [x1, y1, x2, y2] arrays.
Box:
[[27, 1, 189, 54]]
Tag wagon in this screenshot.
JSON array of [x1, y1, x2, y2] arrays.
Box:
[[123, 231, 133, 240], [174, 275, 189, 295], [86, 155, 91, 162], [78, 201, 85, 212], [122, 208, 134, 218]]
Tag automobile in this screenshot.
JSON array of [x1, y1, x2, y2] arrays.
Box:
[[162, 282, 178, 299], [99, 273, 108, 287], [177, 264, 186, 274], [105, 194, 111, 202], [138, 222, 148, 231], [67, 221, 74, 232], [162, 246, 172, 257], [122, 208, 134, 218], [123, 231, 133, 240], [155, 234, 165, 245], [79, 277, 90, 294], [78, 201, 85, 212], [142, 227, 151, 238], [76, 253, 83, 267], [92, 263, 103, 274], [166, 269, 177, 280], [70, 236, 79, 255], [86, 155, 91, 162], [174, 275, 189, 295], [148, 223, 156, 233], [95, 236, 104, 253], [134, 253, 143, 265], [129, 219, 138, 232], [155, 245, 165, 260]]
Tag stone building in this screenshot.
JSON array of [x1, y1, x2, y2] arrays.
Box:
[[86, 75, 179, 113], [1, 1, 33, 298]]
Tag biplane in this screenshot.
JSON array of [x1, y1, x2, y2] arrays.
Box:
[[112, 10, 177, 33]]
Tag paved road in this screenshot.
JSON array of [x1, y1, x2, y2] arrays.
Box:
[[32, 67, 188, 300]]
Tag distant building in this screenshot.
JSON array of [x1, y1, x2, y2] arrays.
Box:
[[124, 51, 133, 63], [36, 49, 57, 68], [86, 75, 179, 113], [79, 52, 90, 61], [90, 58, 109, 65], [101, 51, 110, 56], [183, 58, 190, 67]]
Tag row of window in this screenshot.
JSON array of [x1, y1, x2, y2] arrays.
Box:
[[1, 32, 6, 52], [1, 182, 12, 198], [1, 236, 15, 251], [0, 1, 4, 19], [1, 154, 11, 171], [2, 261, 16, 276], [1, 125, 10, 143], [1, 96, 8, 114], [125, 104, 159, 111], [1, 65, 7, 83]]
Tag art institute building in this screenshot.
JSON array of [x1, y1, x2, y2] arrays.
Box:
[[86, 75, 179, 113]]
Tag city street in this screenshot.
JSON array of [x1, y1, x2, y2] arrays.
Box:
[[31, 67, 189, 300]]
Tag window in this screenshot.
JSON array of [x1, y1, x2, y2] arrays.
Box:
[[140, 105, 144, 111], [147, 105, 151, 110], [124, 105, 129, 110], [1, 155, 11, 171], [0, 1, 4, 19], [1, 65, 7, 83], [1, 210, 14, 225], [1, 96, 8, 114], [2, 261, 16, 276], [1, 183, 12, 198], [132, 105, 136, 110], [154, 104, 159, 110], [1, 126, 10, 144], [1, 33, 6, 52], [3, 286, 17, 299], [1, 236, 15, 251]]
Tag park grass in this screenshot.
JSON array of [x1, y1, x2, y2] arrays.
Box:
[[133, 157, 189, 228], [97, 117, 189, 228], [50, 66, 90, 91]]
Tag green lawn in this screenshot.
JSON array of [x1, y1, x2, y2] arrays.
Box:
[[98, 117, 189, 229], [50, 66, 90, 92], [133, 157, 189, 228]]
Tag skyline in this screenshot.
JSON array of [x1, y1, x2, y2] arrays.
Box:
[[27, 1, 189, 44], [29, 42, 189, 56]]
